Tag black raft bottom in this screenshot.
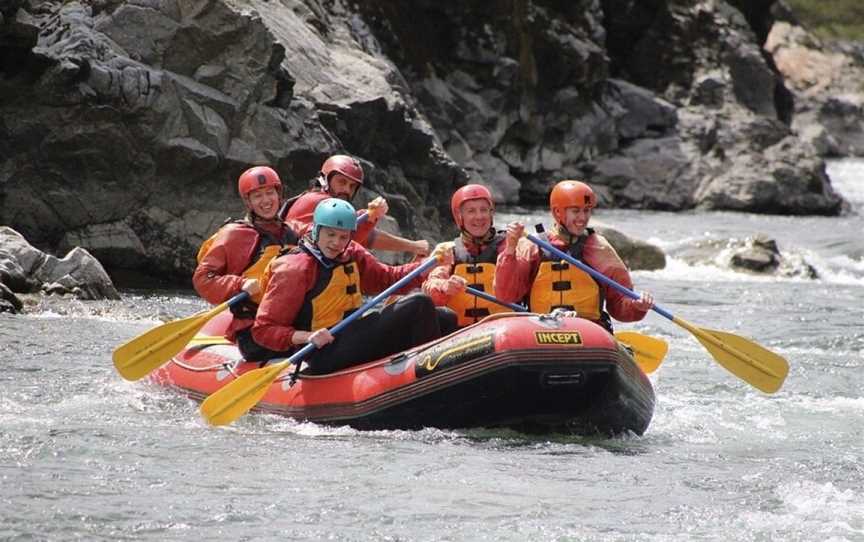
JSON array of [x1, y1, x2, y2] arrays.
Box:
[[297, 348, 656, 437]]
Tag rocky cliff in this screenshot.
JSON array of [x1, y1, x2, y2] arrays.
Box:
[[0, 0, 852, 286]]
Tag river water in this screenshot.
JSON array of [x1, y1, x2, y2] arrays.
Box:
[[2, 161, 863, 541]]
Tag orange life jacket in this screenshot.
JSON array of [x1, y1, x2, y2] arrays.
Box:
[[528, 230, 606, 323], [447, 233, 508, 327]]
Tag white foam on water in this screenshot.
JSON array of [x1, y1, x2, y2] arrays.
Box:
[[778, 343, 864, 361], [26, 311, 166, 325], [827, 159, 864, 209], [267, 418, 356, 437], [788, 395, 864, 414], [19, 292, 208, 325], [809, 252, 864, 286], [635, 256, 801, 283], [651, 394, 723, 444], [635, 251, 864, 287], [738, 480, 864, 539]]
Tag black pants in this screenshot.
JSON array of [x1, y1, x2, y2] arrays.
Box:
[[238, 293, 443, 374], [436, 306, 459, 336]]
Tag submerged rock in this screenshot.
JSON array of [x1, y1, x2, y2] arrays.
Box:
[[729, 234, 819, 278], [593, 225, 666, 271], [730, 235, 781, 272], [674, 232, 818, 279]]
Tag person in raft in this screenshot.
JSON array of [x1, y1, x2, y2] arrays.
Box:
[[422, 184, 512, 328], [193, 166, 308, 345], [494, 179, 654, 333], [285, 154, 430, 257], [245, 198, 453, 374]]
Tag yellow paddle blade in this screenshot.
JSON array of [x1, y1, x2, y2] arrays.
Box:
[[615, 331, 669, 374], [200, 360, 291, 426], [674, 317, 789, 394], [112, 301, 229, 381]]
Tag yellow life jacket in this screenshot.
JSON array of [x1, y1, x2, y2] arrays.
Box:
[[196, 219, 298, 303], [269, 243, 363, 331], [447, 234, 508, 327], [528, 230, 604, 321]]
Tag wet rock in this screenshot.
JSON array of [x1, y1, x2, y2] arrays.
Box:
[[1, 1, 855, 288], [0, 227, 120, 300], [730, 236, 780, 272], [0, 1, 467, 283], [0, 248, 39, 292], [594, 225, 666, 271], [729, 234, 818, 278], [766, 21, 864, 157], [0, 282, 23, 313]]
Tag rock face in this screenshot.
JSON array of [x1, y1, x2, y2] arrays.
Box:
[[766, 12, 864, 158], [0, 0, 851, 286], [0, 0, 466, 285], [0, 227, 120, 306]]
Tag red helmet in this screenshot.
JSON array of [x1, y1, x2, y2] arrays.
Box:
[[321, 155, 364, 186], [550, 180, 596, 222], [238, 166, 282, 199], [450, 184, 494, 228]]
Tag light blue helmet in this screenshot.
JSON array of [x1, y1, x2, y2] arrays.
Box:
[[312, 198, 358, 242]]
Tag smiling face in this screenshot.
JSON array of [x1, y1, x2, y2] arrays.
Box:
[[316, 226, 353, 259], [459, 199, 494, 238], [560, 206, 592, 236], [328, 174, 360, 201], [245, 186, 281, 220]]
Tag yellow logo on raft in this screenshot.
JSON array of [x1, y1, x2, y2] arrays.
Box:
[[535, 331, 583, 345], [414, 334, 495, 376]]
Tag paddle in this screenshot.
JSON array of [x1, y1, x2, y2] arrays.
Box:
[[199, 254, 443, 426], [465, 286, 526, 312], [463, 286, 668, 373], [526, 225, 789, 393], [613, 330, 668, 374], [113, 291, 250, 381]]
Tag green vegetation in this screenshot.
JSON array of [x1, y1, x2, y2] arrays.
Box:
[[784, 0, 864, 41]]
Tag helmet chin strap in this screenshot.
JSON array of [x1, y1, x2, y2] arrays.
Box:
[[552, 222, 584, 244], [460, 225, 496, 246]]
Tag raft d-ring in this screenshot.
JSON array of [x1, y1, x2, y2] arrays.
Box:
[[281, 362, 307, 390], [539, 309, 567, 323], [538, 313, 558, 324], [535, 308, 578, 328], [216, 359, 244, 381]]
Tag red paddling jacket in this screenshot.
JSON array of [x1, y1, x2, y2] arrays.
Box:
[[286, 190, 377, 247], [252, 238, 429, 352], [193, 218, 307, 340], [495, 227, 648, 331]]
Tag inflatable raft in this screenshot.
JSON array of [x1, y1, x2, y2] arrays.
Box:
[[151, 311, 655, 435]]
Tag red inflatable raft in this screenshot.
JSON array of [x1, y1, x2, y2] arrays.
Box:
[[151, 311, 655, 435]]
